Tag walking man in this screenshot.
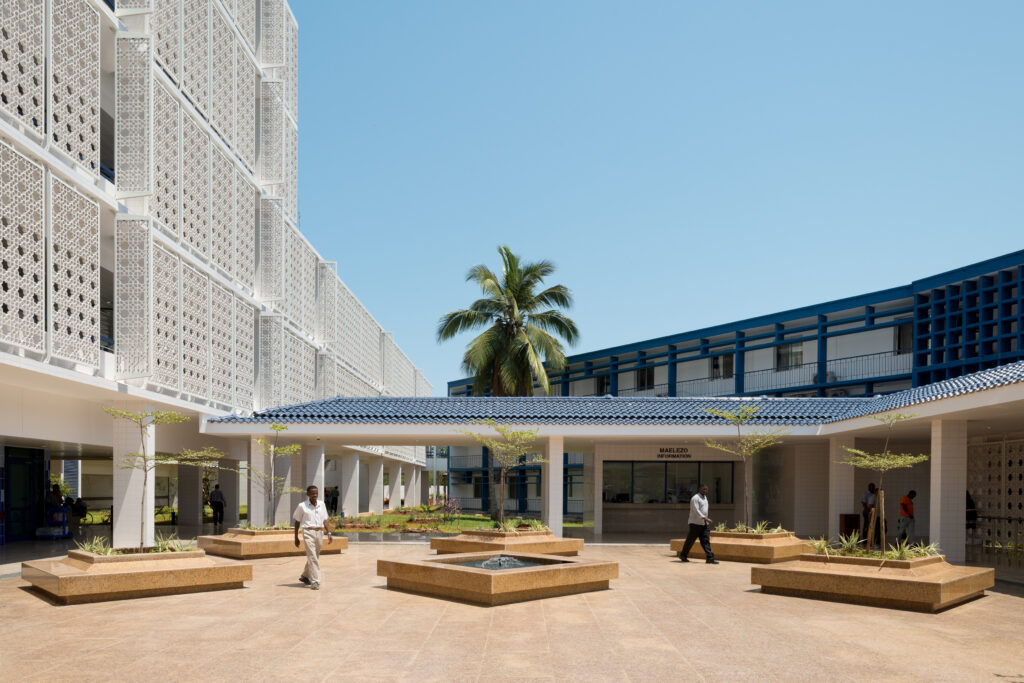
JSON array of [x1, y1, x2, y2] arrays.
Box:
[[861, 482, 878, 543], [897, 490, 916, 543], [293, 485, 333, 590], [679, 484, 718, 564], [209, 484, 226, 528]]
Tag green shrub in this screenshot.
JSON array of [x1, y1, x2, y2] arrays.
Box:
[[75, 537, 121, 555]]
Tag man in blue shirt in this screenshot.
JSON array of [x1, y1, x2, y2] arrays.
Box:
[[679, 484, 718, 564]]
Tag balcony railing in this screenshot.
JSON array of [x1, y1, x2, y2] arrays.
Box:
[[450, 454, 484, 469], [569, 350, 912, 398]]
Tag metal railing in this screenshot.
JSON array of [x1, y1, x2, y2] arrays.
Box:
[[449, 455, 484, 469]]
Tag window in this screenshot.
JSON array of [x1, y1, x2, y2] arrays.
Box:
[[896, 322, 913, 355], [603, 462, 632, 503], [710, 354, 734, 379], [633, 462, 665, 503], [665, 462, 699, 503], [636, 367, 655, 391], [595, 374, 610, 395], [775, 342, 803, 370], [602, 461, 734, 505]]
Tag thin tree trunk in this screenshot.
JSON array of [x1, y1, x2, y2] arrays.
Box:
[[878, 489, 886, 550], [498, 469, 505, 524], [867, 507, 877, 553]]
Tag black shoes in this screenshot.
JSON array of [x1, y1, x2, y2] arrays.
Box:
[[299, 576, 311, 585], [706, 559, 719, 564], [678, 552, 689, 562]]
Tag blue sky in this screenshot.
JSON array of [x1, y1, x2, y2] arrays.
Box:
[[291, 1, 1024, 395]]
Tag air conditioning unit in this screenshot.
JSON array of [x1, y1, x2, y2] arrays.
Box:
[[812, 372, 838, 383]]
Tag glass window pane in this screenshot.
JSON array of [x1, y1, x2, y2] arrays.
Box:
[[666, 462, 700, 504], [633, 462, 665, 503], [700, 462, 734, 504], [603, 462, 631, 503]]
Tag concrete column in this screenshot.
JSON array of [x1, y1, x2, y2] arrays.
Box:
[[176, 463, 204, 528], [406, 467, 420, 507], [111, 402, 156, 549], [593, 451, 603, 536], [358, 462, 370, 512], [930, 420, 968, 563], [828, 436, 856, 540], [273, 451, 293, 524], [218, 458, 239, 527], [290, 452, 306, 512], [367, 458, 384, 514], [542, 436, 564, 537], [388, 462, 402, 509], [400, 463, 411, 507], [303, 444, 325, 492], [339, 451, 360, 518], [247, 436, 268, 526], [420, 465, 430, 505]]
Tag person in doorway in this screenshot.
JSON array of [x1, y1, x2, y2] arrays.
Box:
[[209, 484, 226, 528], [293, 485, 332, 590], [897, 490, 916, 543], [330, 487, 340, 515], [861, 483, 878, 544], [679, 484, 718, 564]]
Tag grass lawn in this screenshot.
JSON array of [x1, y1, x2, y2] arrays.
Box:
[[330, 512, 497, 534]]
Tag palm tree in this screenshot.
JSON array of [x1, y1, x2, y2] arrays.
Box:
[[437, 246, 579, 396]]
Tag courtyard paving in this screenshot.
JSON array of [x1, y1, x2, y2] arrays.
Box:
[[1, 543, 1022, 682]]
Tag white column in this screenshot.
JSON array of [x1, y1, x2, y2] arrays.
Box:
[[303, 444, 325, 492], [828, 436, 856, 540], [218, 457, 239, 527], [339, 451, 360, 518], [111, 402, 156, 549], [388, 462, 402, 509], [177, 463, 204, 528], [290, 451, 306, 511], [367, 458, 384, 514], [930, 420, 968, 563], [274, 450, 293, 524], [400, 463, 411, 507], [406, 467, 420, 507], [542, 436, 564, 537], [420, 465, 430, 505], [247, 436, 268, 526], [358, 462, 370, 512], [593, 451, 603, 536]]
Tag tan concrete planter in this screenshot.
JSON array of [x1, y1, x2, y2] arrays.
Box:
[[431, 529, 583, 556], [377, 551, 618, 606], [669, 531, 811, 563], [751, 553, 995, 612], [21, 549, 253, 605], [197, 528, 348, 559]]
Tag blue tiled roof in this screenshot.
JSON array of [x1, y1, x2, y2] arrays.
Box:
[[211, 361, 1024, 427]]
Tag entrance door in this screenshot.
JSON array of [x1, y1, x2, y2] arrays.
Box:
[[4, 448, 45, 541]]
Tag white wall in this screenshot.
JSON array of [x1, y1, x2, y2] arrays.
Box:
[[827, 328, 895, 358]]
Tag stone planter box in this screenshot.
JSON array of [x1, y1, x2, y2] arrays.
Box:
[[669, 531, 811, 563], [377, 551, 618, 606], [197, 528, 348, 559], [21, 549, 252, 605], [750, 553, 995, 612], [431, 529, 583, 556]]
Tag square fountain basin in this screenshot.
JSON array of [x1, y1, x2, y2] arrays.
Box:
[[377, 551, 618, 606]]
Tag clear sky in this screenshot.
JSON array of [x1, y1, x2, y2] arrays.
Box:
[[290, 1, 1024, 395]]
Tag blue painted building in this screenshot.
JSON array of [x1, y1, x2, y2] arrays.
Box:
[[446, 249, 1024, 518]]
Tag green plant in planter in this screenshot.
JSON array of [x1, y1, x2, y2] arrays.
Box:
[[498, 519, 521, 533], [703, 406, 789, 527], [525, 518, 548, 531], [835, 413, 929, 551], [457, 420, 542, 524], [714, 522, 728, 532], [810, 537, 831, 559], [75, 537, 122, 555], [153, 531, 196, 553], [838, 531, 861, 555]]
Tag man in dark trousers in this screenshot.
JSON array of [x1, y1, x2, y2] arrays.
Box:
[[209, 484, 226, 528], [679, 484, 718, 564]]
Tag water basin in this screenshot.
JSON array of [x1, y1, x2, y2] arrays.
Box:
[[456, 555, 541, 570]]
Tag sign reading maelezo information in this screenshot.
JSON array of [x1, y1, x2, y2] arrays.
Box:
[[594, 443, 738, 462]]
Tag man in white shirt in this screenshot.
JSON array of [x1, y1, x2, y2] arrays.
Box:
[[293, 485, 333, 590], [679, 484, 718, 564]]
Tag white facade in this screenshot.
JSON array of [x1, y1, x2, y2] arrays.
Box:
[[0, 0, 430, 546]]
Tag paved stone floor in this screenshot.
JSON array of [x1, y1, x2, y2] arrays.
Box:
[[2, 543, 1023, 682]]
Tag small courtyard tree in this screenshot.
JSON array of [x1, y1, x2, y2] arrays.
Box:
[[104, 407, 228, 549], [459, 420, 542, 524], [703, 405, 788, 527], [836, 413, 929, 551], [250, 424, 303, 525]]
